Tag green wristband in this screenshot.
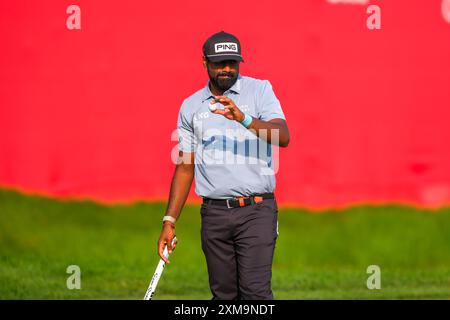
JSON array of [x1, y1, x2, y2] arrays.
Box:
[[240, 113, 253, 128]]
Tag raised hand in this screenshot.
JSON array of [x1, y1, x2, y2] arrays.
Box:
[[211, 96, 245, 122]]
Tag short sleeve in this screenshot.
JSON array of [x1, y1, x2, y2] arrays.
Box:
[[257, 80, 286, 121], [177, 104, 197, 153]]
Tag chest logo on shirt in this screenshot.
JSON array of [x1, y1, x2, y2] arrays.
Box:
[[239, 105, 250, 112], [193, 112, 209, 122]]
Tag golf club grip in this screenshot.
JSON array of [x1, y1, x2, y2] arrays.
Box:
[[144, 237, 177, 300], [143, 255, 166, 300]]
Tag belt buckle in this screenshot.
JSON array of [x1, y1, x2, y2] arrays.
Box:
[[226, 199, 233, 209], [254, 196, 263, 203]]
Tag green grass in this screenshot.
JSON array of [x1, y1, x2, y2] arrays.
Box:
[[0, 188, 449, 299]]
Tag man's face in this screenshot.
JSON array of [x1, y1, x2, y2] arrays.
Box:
[[205, 59, 240, 92]]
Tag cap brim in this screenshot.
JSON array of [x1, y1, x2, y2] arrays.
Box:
[[207, 54, 244, 63]]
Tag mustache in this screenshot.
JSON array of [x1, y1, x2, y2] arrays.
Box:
[[217, 72, 235, 77]]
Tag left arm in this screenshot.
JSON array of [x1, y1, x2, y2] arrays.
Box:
[[211, 95, 290, 147], [247, 117, 290, 147]]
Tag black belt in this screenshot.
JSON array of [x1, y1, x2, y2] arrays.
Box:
[[202, 193, 274, 208]]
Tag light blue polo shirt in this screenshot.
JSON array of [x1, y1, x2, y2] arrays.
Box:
[[177, 74, 286, 199]]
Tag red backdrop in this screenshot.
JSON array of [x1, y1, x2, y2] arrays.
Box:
[[1, 0, 450, 209]]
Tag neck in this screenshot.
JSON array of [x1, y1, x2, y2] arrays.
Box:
[[209, 83, 224, 96]]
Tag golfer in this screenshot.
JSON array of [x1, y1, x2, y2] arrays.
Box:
[[157, 31, 290, 300]]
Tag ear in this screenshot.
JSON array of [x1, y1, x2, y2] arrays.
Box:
[[202, 56, 208, 69]]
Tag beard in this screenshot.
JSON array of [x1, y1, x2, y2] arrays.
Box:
[[208, 68, 239, 92]]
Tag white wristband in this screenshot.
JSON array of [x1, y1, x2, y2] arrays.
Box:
[[163, 215, 177, 224]]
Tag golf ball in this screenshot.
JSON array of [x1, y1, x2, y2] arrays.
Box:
[[209, 102, 217, 112]]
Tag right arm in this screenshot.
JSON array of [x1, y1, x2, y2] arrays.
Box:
[[157, 151, 195, 263]]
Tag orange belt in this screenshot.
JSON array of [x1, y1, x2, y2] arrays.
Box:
[[202, 193, 274, 208]]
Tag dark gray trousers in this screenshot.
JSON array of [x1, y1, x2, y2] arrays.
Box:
[[200, 198, 278, 300]]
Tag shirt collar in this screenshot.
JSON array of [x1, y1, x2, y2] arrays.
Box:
[[201, 74, 242, 102]]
